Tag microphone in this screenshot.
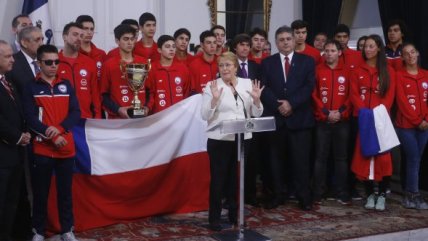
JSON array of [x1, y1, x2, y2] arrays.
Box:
[[229, 82, 248, 119]]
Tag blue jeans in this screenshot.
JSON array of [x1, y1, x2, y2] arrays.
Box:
[[396, 128, 428, 193], [31, 155, 75, 235]]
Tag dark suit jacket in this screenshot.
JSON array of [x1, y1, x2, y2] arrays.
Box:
[[5, 51, 35, 97], [0, 77, 26, 167], [260, 52, 315, 130]]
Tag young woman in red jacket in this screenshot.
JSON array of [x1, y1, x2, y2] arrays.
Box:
[[350, 34, 396, 211], [395, 43, 428, 210]]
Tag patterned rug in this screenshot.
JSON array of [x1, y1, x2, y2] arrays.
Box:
[[46, 193, 428, 241]]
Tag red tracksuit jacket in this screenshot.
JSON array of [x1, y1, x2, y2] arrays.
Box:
[[312, 61, 351, 122], [58, 51, 101, 119], [146, 60, 190, 114], [395, 68, 428, 128], [23, 76, 81, 158], [189, 54, 218, 93]]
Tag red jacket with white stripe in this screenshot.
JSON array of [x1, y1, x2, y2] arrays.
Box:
[[312, 61, 352, 121], [395, 69, 428, 128], [23, 76, 81, 158]]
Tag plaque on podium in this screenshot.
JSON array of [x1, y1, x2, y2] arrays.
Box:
[[211, 117, 275, 241]]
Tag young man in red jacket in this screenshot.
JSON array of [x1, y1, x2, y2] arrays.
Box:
[[248, 27, 269, 64], [58, 22, 101, 119], [146, 35, 190, 114], [189, 30, 218, 94], [312, 40, 352, 205], [75, 15, 106, 79], [23, 44, 81, 241], [173, 28, 195, 66], [291, 20, 322, 65], [100, 24, 148, 119], [134, 12, 160, 62], [334, 24, 364, 70]]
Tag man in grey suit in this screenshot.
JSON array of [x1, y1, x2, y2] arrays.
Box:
[[7, 26, 44, 96]]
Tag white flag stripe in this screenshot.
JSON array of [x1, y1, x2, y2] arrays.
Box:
[[85, 94, 208, 175], [28, 3, 54, 44], [372, 104, 400, 153]]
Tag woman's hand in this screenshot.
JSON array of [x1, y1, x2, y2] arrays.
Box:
[[210, 79, 223, 108], [248, 79, 264, 107]]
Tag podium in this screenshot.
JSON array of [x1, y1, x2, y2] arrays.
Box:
[[211, 117, 276, 241]]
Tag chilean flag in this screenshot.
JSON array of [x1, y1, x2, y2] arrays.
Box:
[[47, 95, 210, 232], [22, 0, 54, 44]]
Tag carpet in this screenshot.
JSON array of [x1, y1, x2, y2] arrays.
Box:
[[46, 193, 428, 241]]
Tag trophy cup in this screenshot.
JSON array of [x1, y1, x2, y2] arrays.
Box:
[[122, 60, 151, 118]]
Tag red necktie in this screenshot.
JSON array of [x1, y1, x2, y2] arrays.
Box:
[[284, 56, 290, 77], [0, 76, 15, 101]]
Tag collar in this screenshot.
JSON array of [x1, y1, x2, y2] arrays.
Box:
[[280, 51, 294, 61], [238, 59, 248, 65], [21, 50, 37, 65]]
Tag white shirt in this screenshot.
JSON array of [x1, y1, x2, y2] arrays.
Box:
[[21, 50, 37, 77], [280, 51, 294, 83], [201, 77, 263, 141]]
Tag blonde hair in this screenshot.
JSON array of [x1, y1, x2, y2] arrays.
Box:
[[217, 51, 239, 69]]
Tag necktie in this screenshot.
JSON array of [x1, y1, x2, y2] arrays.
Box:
[[32, 60, 41, 75], [240, 62, 248, 78], [284, 56, 290, 77], [0, 76, 15, 101]]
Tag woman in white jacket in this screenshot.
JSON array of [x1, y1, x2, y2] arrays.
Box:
[[201, 52, 263, 231]]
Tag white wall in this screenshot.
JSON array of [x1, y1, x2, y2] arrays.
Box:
[[0, 0, 24, 44]]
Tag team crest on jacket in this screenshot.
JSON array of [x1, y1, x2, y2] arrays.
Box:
[[422, 82, 428, 89], [159, 93, 165, 99], [338, 76, 345, 84], [81, 79, 87, 86], [159, 100, 166, 106], [96, 61, 102, 69], [80, 69, 88, 77], [121, 89, 128, 95], [176, 86, 182, 94], [175, 77, 182, 85], [58, 84, 67, 93]]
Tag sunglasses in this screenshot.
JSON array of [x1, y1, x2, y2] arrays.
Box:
[[40, 59, 60, 66]]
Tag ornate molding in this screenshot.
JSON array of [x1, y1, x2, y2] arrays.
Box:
[[208, 0, 217, 27]]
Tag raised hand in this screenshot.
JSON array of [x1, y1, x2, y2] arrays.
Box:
[[210, 79, 223, 108], [247, 79, 264, 107]]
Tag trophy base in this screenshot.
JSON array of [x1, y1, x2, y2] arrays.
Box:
[[127, 108, 146, 118]]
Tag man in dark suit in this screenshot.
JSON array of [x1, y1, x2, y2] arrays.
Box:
[[5, 26, 43, 239], [260, 25, 315, 210], [231, 33, 264, 207], [6, 26, 43, 96], [0, 40, 31, 241]]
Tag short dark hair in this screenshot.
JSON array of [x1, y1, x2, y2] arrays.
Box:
[[157, 35, 175, 48], [75, 15, 94, 25], [210, 25, 226, 33], [334, 24, 350, 36], [291, 20, 309, 30], [249, 27, 267, 39], [275, 25, 293, 39], [386, 19, 408, 43], [12, 14, 30, 28], [199, 30, 216, 43], [114, 24, 136, 40], [62, 22, 83, 35], [174, 28, 191, 40], [324, 39, 342, 51], [138, 12, 156, 26], [37, 44, 58, 61], [121, 19, 139, 27], [231, 33, 251, 51]]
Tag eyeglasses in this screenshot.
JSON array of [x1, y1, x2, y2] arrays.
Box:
[[40, 59, 60, 66]]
